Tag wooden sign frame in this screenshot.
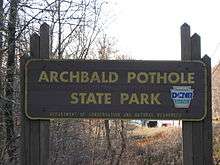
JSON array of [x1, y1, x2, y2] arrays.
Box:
[[25, 59, 207, 120], [20, 23, 213, 165]]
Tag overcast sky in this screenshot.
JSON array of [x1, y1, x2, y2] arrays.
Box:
[[105, 0, 220, 66]]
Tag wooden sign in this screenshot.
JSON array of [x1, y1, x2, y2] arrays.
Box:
[[25, 59, 207, 120]]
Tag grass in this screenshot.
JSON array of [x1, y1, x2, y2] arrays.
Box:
[[127, 122, 220, 165]]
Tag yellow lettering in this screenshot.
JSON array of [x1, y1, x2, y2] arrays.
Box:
[[157, 72, 167, 84], [140, 93, 149, 104], [79, 93, 87, 104], [137, 72, 148, 84], [104, 93, 111, 104], [86, 93, 97, 104], [96, 93, 103, 104], [71, 92, 112, 104], [50, 71, 59, 82], [150, 93, 161, 104], [70, 93, 79, 104], [60, 71, 69, 82], [90, 72, 101, 83], [120, 93, 160, 105], [188, 72, 195, 84], [148, 72, 157, 83], [101, 72, 108, 83], [38, 71, 49, 82], [127, 72, 136, 83], [128, 93, 139, 104], [109, 72, 118, 83], [81, 71, 89, 83], [70, 71, 79, 82], [167, 72, 179, 84], [120, 93, 129, 104]]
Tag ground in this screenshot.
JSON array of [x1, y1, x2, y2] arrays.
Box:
[[125, 122, 220, 165]]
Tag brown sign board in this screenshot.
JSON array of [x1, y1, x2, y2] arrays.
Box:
[[25, 59, 207, 120]]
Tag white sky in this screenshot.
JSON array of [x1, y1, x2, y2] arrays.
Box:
[[105, 0, 220, 66]]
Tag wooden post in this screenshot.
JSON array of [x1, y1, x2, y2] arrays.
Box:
[[181, 23, 213, 165], [202, 55, 213, 165], [21, 23, 50, 165], [20, 54, 30, 165], [29, 33, 40, 165], [39, 23, 50, 165], [181, 23, 193, 165]]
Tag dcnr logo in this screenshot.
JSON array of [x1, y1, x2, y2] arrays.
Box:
[[170, 86, 194, 108], [171, 92, 193, 99]]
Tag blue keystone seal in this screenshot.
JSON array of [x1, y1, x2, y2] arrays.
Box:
[[170, 86, 194, 108]]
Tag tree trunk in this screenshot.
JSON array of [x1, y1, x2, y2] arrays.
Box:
[[57, 0, 62, 59], [4, 0, 18, 162], [104, 120, 115, 164], [114, 120, 126, 165], [0, 0, 4, 158]]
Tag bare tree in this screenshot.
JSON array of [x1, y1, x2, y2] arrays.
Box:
[[4, 0, 19, 163], [0, 0, 5, 161], [0, 0, 110, 163]]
